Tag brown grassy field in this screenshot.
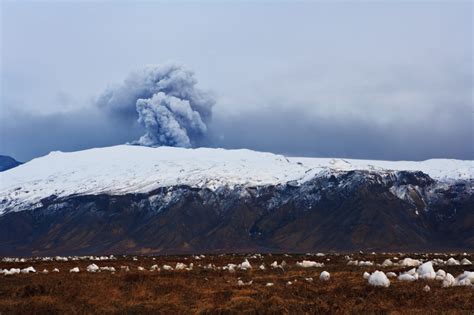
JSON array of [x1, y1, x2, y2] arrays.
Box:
[[0, 253, 473, 314]]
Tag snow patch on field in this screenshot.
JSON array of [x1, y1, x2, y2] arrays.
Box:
[[368, 271, 390, 287], [296, 260, 324, 268]]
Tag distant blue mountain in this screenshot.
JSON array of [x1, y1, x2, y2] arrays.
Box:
[[0, 155, 22, 172]]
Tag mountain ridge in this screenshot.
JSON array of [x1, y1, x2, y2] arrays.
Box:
[[1, 145, 472, 215], [0, 145, 472, 255]]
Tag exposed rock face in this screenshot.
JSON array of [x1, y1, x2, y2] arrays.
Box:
[[0, 170, 471, 255]]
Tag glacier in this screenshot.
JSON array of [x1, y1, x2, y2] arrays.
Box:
[[0, 144, 472, 215]]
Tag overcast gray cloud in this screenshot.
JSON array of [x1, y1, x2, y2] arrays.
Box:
[[1, 1, 472, 161]]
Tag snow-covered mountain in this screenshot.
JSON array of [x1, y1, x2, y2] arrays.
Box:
[[0, 145, 472, 255], [1, 145, 472, 215]]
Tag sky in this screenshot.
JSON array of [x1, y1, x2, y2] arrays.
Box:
[[1, 0, 473, 161]]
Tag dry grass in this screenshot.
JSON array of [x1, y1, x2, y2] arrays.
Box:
[[0, 253, 473, 314]]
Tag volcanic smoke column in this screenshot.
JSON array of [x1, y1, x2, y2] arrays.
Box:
[[97, 63, 215, 147]]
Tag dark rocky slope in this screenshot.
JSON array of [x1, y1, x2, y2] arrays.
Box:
[[0, 170, 472, 256]]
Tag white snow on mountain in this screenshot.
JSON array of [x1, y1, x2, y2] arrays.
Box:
[[291, 157, 473, 183], [0, 145, 472, 214]]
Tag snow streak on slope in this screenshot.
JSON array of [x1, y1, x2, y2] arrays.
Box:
[[289, 157, 474, 183], [0, 145, 472, 214]]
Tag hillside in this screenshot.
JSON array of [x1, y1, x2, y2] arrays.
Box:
[[0, 145, 472, 255]]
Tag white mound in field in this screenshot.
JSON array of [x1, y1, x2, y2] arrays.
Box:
[[368, 271, 390, 287]]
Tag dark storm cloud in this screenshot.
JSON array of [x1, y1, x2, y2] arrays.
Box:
[[204, 105, 473, 161], [0, 108, 143, 161], [1, 60, 472, 162], [3, 95, 471, 162]]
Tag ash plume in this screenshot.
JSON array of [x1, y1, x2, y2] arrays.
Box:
[[97, 63, 214, 147]]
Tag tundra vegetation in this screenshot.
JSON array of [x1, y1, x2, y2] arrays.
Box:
[[0, 252, 473, 313]]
